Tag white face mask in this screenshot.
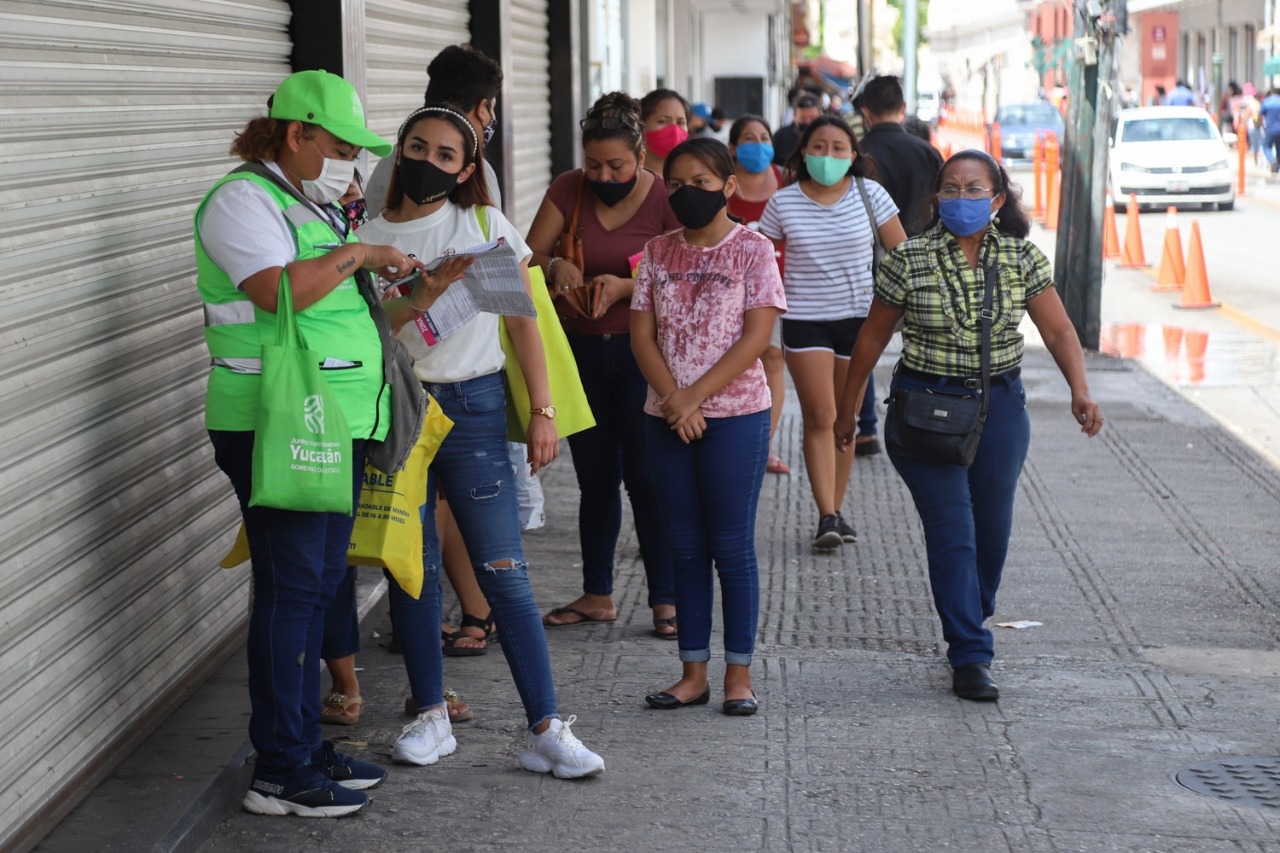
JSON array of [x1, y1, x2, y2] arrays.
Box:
[[301, 148, 357, 206]]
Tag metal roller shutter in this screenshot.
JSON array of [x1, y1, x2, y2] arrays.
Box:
[[364, 0, 471, 169], [508, 0, 553, 234], [0, 1, 290, 846]]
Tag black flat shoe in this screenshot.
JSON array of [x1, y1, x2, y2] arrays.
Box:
[[722, 695, 758, 716], [952, 663, 999, 701], [645, 688, 711, 709]]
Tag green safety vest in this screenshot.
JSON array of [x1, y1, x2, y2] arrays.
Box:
[[193, 167, 389, 439]]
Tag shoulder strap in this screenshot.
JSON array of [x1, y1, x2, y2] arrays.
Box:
[[854, 176, 886, 267], [231, 161, 344, 242], [568, 170, 585, 234], [977, 263, 997, 423], [475, 204, 490, 240]]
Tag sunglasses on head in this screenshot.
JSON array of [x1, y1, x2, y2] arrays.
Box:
[[580, 116, 641, 135]]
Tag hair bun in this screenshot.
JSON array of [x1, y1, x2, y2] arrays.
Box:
[[588, 91, 641, 121]]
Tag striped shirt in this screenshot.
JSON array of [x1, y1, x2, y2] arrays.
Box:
[[758, 179, 898, 320], [875, 223, 1054, 376]]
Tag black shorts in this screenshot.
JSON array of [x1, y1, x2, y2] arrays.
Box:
[[781, 317, 865, 359]]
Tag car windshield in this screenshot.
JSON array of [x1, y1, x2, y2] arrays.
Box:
[[996, 104, 1061, 126], [1121, 117, 1215, 142]]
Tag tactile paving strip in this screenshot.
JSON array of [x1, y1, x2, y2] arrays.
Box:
[[1174, 756, 1280, 808]]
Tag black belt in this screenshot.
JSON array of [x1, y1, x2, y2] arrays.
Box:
[[897, 364, 1021, 390]]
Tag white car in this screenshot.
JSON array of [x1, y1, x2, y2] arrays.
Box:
[[1110, 107, 1235, 211]]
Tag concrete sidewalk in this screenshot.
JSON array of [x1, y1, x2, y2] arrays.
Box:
[[40, 327, 1280, 850]]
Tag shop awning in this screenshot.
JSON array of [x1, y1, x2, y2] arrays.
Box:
[[1265, 55, 1280, 76]]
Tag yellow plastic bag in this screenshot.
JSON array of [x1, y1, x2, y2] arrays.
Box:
[[219, 396, 453, 601], [499, 264, 596, 443], [347, 396, 452, 598]]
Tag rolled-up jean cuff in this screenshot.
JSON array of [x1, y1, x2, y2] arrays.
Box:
[[679, 648, 712, 663], [725, 651, 754, 666]]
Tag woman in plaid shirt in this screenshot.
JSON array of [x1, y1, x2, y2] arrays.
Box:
[[833, 150, 1103, 702]]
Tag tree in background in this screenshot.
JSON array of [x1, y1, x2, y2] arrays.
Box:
[[888, 0, 929, 58]]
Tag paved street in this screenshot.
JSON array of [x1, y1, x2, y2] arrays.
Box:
[[39, 208, 1280, 851]]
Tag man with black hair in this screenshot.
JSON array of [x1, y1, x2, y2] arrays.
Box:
[[851, 75, 943, 456], [772, 93, 823, 165], [365, 44, 504, 214]]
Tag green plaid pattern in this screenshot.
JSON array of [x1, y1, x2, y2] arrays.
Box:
[[875, 223, 1054, 376]]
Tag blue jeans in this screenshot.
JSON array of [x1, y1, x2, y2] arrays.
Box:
[[322, 566, 360, 660], [858, 372, 878, 436], [208, 431, 364, 776], [886, 369, 1030, 667], [565, 332, 674, 606], [645, 410, 770, 665], [386, 372, 558, 728]]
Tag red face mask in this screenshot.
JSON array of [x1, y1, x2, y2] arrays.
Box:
[[644, 123, 689, 159]]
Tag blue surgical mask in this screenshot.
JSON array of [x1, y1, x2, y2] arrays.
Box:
[[938, 197, 996, 236], [735, 141, 774, 174]]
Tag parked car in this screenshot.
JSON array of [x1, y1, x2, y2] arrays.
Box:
[[916, 91, 940, 125], [993, 101, 1063, 162], [1109, 106, 1235, 211]]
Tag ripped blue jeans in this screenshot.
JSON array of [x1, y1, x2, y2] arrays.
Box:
[[387, 371, 558, 729]]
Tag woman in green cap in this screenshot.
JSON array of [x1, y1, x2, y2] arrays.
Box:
[[194, 70, 469, 818]]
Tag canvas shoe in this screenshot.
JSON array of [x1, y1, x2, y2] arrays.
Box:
[[518, 715, 605, 779], [813, 514, 843, 550], [836, 513, 858, 544], [392, 707, 457, 766], [313, 740, 386, 790], [241, 766, 368, 818]]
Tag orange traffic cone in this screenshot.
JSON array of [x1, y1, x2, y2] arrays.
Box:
[[1151, 207, 1185, 291], [1102, 191, 1121, 259], [1044, 171, 1061, 231], [1118, 194, 1146, 268], [1032, 134, 1046, 218], [1174, 222, 1220, 309]]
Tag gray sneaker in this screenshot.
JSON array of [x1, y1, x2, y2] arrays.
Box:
[[836, 514, 858, 543]]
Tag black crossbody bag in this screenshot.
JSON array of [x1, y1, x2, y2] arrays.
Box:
[[884, 263, 997, 468]]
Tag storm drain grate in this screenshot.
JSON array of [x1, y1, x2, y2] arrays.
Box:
[[1174, 756, 1280, 808]]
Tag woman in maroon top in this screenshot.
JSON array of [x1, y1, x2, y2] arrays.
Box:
[[726, 115, 789, 475], [526, 91, 681, 636]]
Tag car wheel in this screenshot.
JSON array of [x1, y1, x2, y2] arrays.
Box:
[[1217, 200, 1235, 211]]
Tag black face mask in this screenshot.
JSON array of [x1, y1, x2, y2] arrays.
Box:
[[399, 157, 459, 205], [668, 184, 727, 230], [586, 174, 638, 207]]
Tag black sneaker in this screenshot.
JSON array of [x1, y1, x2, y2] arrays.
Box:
[[242, 766, 368, 818], [813, 514, 843, 549], [313, 740, 387, 790], [836, 514, 858, 543]]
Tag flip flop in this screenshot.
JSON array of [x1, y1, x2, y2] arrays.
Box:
[[319, 692, 364, 726], [542, 606, 617, 628]]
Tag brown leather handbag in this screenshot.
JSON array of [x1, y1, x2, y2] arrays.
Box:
[[552, 172, 602, 319]]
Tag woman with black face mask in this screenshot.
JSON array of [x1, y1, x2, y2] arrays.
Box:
[[632, 137, 786, 716], [359, 103, 606, 780], [525, 92, 682, 639]]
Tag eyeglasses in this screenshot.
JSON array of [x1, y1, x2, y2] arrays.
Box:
[[937, 186, 994, 200], [580, 116, 642, 135]]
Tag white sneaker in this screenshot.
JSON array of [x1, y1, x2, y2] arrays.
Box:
[[392, 707, 457, 766], [518, 715, 605, 779]]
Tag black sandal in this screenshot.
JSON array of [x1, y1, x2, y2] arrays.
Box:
[[652, 616, 678, 639], [461, 612, 497, 643]]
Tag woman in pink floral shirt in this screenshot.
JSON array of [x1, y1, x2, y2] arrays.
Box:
[[631, 138, 787, 716]]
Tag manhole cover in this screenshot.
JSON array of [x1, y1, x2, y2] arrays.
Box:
[[1174, 756, 1280, 808]]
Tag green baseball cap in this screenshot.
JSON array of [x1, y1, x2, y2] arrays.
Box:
[[269, 70, 392, 157]]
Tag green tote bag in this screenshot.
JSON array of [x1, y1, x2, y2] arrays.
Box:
[[250, 277, 354, 514]]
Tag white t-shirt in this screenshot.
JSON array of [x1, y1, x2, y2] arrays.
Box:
[[358, 203, 532, 383], [758, 179, 898, 320], [198, 161, 347, 288]]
